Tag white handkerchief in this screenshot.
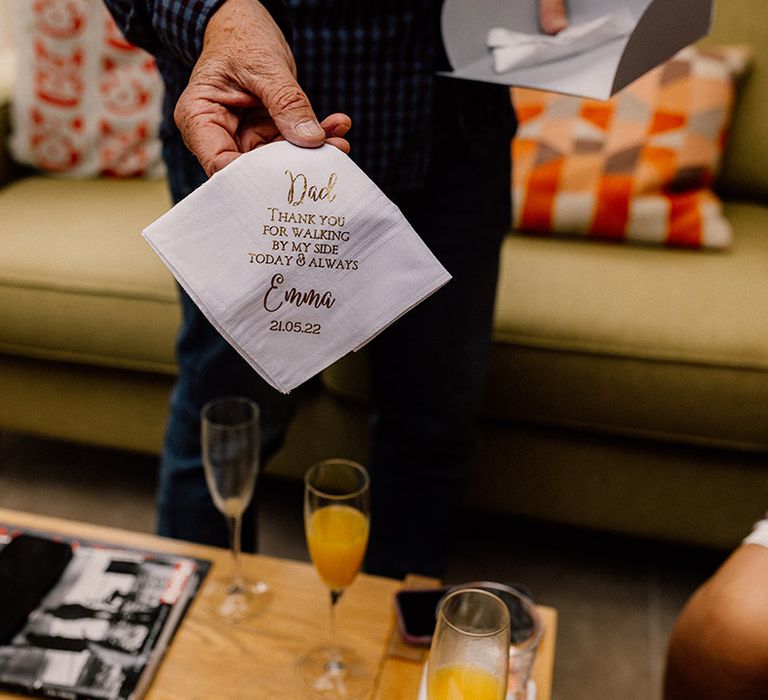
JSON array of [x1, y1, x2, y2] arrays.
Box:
[[142, 142, 451, 394], [488, 8, 636, 73]]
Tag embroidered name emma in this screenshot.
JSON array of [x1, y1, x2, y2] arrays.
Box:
[[263, 273, 337, 312]]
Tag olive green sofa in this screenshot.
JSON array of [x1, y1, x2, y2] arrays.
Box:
[[1, 0, 767, 550]]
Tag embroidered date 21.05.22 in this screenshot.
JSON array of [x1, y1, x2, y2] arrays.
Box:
[[268, 320, 322, 335]]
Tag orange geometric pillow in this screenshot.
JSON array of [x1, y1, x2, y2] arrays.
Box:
[[512, 45, 751, 248]]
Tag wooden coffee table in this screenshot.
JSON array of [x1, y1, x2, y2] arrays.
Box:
[[0, 508, 556, 699]]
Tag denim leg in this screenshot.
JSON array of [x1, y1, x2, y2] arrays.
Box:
[[157, 138, 295, 550], [364, 79, 514, 579], [364, 235, 503, 579]]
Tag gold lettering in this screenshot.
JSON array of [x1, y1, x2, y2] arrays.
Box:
[[263, 273, 285, 312], [285, 170, 308, 206], [262, 272, 336, 313], [285, 170, 338, 206]]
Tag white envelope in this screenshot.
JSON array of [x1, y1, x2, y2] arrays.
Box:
[[441, 0, 714, 100], [142, 142, 451, 394]]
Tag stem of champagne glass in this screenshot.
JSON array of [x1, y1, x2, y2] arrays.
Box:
[[327, 589, 344, 670], [508, 661, 530, 700], [227, 513, 245, 593]]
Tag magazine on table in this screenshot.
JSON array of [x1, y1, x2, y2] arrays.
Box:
[[0, 525, 211, 700]]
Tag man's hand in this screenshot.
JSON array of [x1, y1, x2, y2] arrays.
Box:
[[174, 0, 351, 176], [539, 0, 569, 35]]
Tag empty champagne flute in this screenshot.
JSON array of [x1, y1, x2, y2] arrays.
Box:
[[427, 588, 510, 700], [500, 587, 542, 700], [298, 459, 370, 698], [201, 396, 269, 622]]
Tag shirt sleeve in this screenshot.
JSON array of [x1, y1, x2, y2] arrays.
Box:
[[102, 0, 290, 66], [743, 516, 768, 549]]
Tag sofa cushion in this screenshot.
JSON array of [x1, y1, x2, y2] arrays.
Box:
[[705, 0, 768, 199], [0, 176, 179, 373], [511, 44, 750, 248], [324, 202, 768, 451], [490, 201, 768, 450]]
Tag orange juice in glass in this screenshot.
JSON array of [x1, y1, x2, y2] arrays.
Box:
[[428, 664, 505, 700], [298, 459, 370, 698], [427, 589, 510, 700], [306, 504, 369, 591]]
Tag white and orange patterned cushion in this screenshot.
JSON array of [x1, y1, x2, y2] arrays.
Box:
[[9, 0, 164, 178], [512, 44, 751, 248]]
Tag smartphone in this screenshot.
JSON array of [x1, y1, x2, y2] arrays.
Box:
[[393, 587, 451, 646], [394, 581, 537, 647], [0, 534, 73, 642]]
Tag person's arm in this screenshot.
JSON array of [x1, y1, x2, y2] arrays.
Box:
[[119, 0, 568, 177], [664, 540, 768, 699], [100, 1, 162, 56], [174, 0, 569, 176], [104, 0, 350, 176], [101, 0, 289, 66], [174, 0, 352, 176]]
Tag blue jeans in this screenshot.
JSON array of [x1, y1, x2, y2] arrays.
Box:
[[157, 79, 513, 578], [156, 139, 296, 552]]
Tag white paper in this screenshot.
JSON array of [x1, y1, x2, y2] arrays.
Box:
[[488, 9, 636, 73], [142, 142, 451, 393]]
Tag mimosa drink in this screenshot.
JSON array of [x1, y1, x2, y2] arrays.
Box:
[[428, 664, 505, 700], [306, 504, 369, 591], [299, 459, 371, 698]]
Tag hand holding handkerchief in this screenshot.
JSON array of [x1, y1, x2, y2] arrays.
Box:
[[142, 142, 451, 393], [488, 8, 636, 73]]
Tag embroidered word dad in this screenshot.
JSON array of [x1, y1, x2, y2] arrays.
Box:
[[285, 170, 338, 207]]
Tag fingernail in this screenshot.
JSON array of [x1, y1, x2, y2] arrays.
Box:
[[296, 120, 324, 138], [543, 16, 568, 34], [552, 18, 568, 32]]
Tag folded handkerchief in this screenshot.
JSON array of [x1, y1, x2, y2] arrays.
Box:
[[143, 142, 451, 393], [488, 8, 636, 73]]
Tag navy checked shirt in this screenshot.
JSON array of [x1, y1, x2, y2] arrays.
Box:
[[103, 1, 505, 192]]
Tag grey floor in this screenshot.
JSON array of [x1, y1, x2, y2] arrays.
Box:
[[0, 429, 724, 700]]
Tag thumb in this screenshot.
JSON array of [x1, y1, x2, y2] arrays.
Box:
[[260, 72, 326, 148]]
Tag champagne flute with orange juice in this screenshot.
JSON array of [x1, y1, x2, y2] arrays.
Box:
[[428, 588, 510, 700], [298, 459, 370, 698]]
